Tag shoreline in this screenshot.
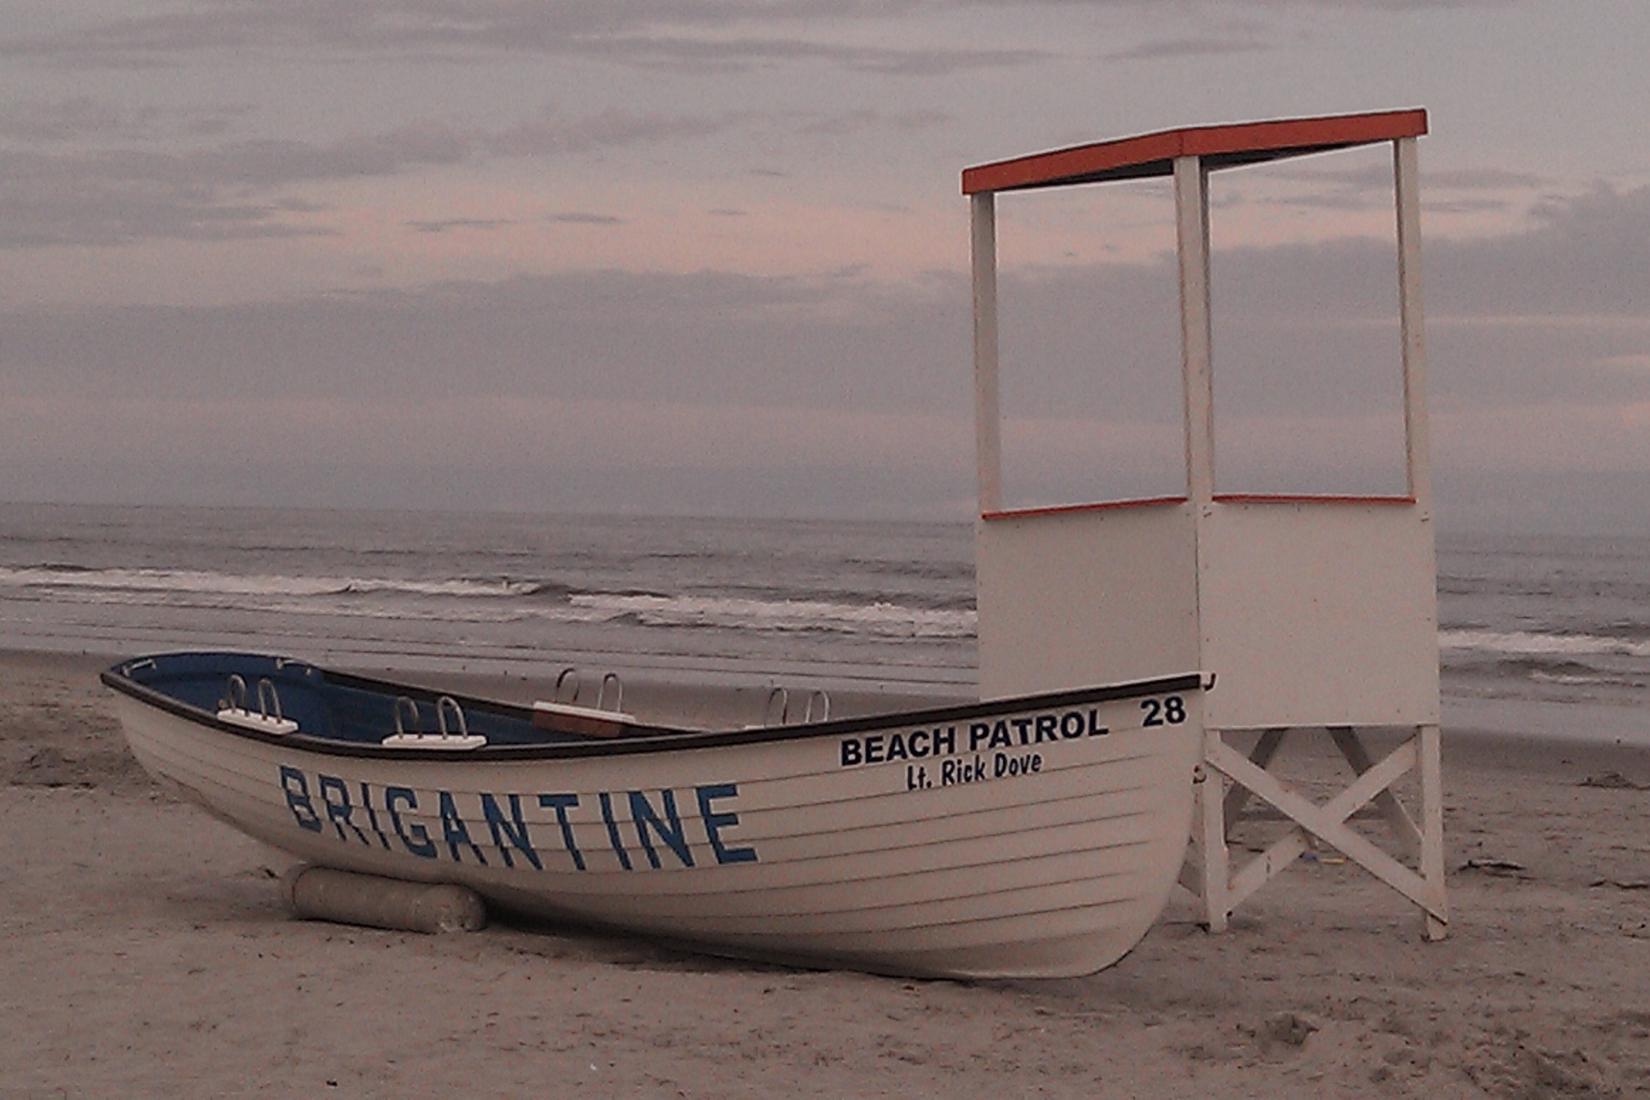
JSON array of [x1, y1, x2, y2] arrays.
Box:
[[5, 646, 1650, 1096]]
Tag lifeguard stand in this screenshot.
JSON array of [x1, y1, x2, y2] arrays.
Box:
[[964, 110, 1447, 939]]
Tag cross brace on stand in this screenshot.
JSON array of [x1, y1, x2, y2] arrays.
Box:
[[1179, 725, 1448, 940]]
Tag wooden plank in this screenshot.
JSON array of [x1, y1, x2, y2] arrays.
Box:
[[1175, 157, 1215, 505], [971, 193, 1002, 514], [1227, 827, 1311, 910], [1226, 738, 1418, 908], [1206, 739, 1443, 920], [1420, 722, 1449, 939], [1196, 742, 1230, 932], [1210, 493, 1415, 506], [1222, 727, 1286, 827], [1178, 851, 1203, 896], [962, 109, 1428, 194], [1329, 727, 1422, 859], [1395, 136, 1433, 507], [982, 495, 1186, 521]]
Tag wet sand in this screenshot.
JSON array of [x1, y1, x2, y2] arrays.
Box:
[[3, 648, 1648, 1098]]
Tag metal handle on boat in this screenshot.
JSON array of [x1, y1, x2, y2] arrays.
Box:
[[598, 672, 623, 713], [393, 696, 420, 736], [554, 668, 581, 705], [764, 686, 789, 726], [220, 674, 247, 712], [436, 696, 468, 738], [257, 678, 283, 722], [804, 689, 830, 723]]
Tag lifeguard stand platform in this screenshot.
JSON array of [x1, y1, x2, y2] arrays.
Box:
[[964, 109, 1447, 939]]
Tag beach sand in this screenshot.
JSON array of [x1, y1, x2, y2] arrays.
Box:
[[3, 648, 1647, 1098]]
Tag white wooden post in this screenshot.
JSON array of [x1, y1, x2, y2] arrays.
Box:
[[1173, 156, 1216, 505], [1175, 155, 1226, 929], [971, 192, 1002, 514], [1420, 723, 1448, 940], [1395, 136, 1431, 508], [1195, 730, 1230, 931], [1396, 134, 1448, 940]]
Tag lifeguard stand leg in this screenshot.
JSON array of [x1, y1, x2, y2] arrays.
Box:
[[1420, 722, 1448, 940], [1186, 724, 1449, 938], [1192, 730, 1231, 932]]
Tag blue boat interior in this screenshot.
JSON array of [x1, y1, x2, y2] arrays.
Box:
[[109, 651, 591, 747]]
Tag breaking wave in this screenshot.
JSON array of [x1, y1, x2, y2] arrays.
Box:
[[1439, 628, 1650, 661], [0, 565, 546, 601]]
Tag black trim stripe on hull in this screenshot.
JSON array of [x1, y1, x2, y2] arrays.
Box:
[[103, 651, 1204, 762]]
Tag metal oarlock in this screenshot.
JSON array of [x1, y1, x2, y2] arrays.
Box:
[[220, 673, 248, 712], [598, 672, 623, 713], [554, 667, 580, 705], [257, 677, 283, 723], [393, 695, 420, 736], [436, 695, 468, 738]]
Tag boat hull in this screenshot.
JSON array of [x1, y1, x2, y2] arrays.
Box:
[[110, 668, 1202, 979]]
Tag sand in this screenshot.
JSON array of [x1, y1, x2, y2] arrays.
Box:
[[3, 648, 1648, 1098]]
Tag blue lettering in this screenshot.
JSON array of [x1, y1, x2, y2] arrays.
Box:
[[696, 782, 758, 865], [968, 722, 990, 751], [537, 793, 585, 871], [318, 774, 368, 844], [279, 765, 322, 833], [359, 781, 391, 849], [481, 793, 542, 870], [598, 792, 633, 871], [629, 789, 694, 869], [438, 790, 487, 865], [385, 786, 436, 858]]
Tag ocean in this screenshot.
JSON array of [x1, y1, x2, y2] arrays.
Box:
[[1, 502, 1644, 743]]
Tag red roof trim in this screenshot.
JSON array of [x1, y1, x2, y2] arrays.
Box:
[[1211, 493, 1417, 506], [962, 109, 1427, 195], [982, 495, 1188, 521]]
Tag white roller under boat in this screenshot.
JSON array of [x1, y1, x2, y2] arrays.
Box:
[[103, 652, 1207, 979]]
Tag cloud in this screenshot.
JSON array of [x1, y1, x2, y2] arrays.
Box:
[[1269, 163, 1548, 193], [406, 218, 514, 234], [1426, 168, 1549, 191], [0, 96, 253, 143], [1101, 35, 1271, 61], [5, 181, 1649, 523], [487, 109, 750, 157], [0, 103, 960, 248], [0, 151, 341, 247], [1253, 191, 1510, 215], [547, 212, 625, 225], [0, 125, 470, 247], [2, 3, 1048, 75], [795, 109, 953, 136], [1240, 160, 1549, 214]]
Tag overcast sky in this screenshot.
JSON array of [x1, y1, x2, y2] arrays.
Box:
[[3, 1, 1648, 533]]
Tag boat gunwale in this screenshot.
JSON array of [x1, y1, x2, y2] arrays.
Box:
[[102, 652, 1205, 763]]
